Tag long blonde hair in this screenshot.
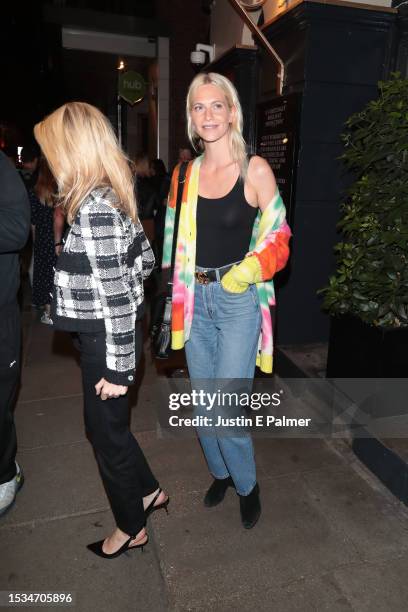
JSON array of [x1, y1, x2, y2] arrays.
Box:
[[34, 102, 137, 225], [186, 72, 248, 177]]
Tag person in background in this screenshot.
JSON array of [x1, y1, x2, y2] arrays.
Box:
[[163, 73, 291, 529], [35, 102, 169, 559], [150, 158, 170, 202], [19, 143, 40, 289], [133, 154, 155, 219], [29, 158, 58, 325], [53, 203, 66, 258], [150, 158, 170, 270], [178, 146, 193, 164], [19, 143, 40, 191], [2, 145, 17, 166], [0, 150, 30, 517], [133, 153, 156, 247]]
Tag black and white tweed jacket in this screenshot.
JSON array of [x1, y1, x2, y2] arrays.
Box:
[[51, 187, 155, 385]]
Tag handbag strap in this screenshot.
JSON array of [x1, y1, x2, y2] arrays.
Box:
[[169, 161, 188, 281]]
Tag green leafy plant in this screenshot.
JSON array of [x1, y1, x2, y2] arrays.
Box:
[[321, 74, 408, 328]]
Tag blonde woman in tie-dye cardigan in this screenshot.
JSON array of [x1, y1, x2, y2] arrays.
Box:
[[163, 73, 291, 529]]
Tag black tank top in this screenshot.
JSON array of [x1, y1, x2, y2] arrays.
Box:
[[196, 176, 258, 269]]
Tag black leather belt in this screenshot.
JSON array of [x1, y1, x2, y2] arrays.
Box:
[[194, 263, 236, 285]]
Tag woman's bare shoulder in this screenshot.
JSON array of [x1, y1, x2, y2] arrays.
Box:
[[247, 156, 277, 210], [248, 155, 274, 180], [248, 155, 276, 187]]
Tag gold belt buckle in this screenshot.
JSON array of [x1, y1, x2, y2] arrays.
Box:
[[195, 271, 210, 285]]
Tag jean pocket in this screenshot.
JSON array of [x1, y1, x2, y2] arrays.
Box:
[[249, 284, 260, 309], [219, 282, 249, 296]]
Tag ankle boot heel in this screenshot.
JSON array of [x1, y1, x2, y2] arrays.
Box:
[[239, 483, 261, 529], [204, 476, 234, 507]]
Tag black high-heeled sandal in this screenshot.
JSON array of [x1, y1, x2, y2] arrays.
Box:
[[145, 488, 170, 519], [87, 533, 148, 559]]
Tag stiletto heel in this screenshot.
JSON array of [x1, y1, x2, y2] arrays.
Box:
[[145, 488, 170, 518], [87, 533, 149, 559]]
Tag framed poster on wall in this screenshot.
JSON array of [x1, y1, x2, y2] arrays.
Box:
[[256, 93, 301, 225]]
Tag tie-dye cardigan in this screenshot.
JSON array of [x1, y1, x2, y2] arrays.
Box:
[[162, 155, 291, 373]]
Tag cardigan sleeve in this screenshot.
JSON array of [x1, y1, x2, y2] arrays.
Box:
[[248, 189, 291, 281], [252, 220, 291, 280], [79, 199, 136, 386], [161, 164, 181, 270]]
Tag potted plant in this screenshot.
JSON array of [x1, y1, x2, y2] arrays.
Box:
[[321, 74, 408, 377]]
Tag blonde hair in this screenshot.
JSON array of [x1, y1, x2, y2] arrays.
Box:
[[34, 102, 137, 225], [34, 157, 57, 207], [186, 72, 248, 177]]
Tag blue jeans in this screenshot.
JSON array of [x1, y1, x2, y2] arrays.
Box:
[[185, 273, 262, 495]]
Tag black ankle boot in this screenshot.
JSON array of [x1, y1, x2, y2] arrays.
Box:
[[204, 476, 234, 507], [239, 483, 261, 529]]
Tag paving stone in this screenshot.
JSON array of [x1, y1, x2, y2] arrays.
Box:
[[279, 344, 328, 378], [302, 467, 408, 562], [19, 362, 83, 402], [24, 327, 79, 367], [333, 555, 408, 611], [137, 434, 209, 494], [1, 442, 108, 528], [129, 383, 164, 434], [1, 512, 167, 612], [171, 572, 354, 612], [152, 474, 360, 610], [254, 437, 341, 479], [15, 395, 85, 450]]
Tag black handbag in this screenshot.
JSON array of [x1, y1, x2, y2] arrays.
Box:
[[152, 162, 188, 359]]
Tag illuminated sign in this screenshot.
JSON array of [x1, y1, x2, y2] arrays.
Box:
[[118, 71, 147, 105]]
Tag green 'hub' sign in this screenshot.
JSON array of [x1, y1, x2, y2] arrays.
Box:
[[118, 71, 146, 105]]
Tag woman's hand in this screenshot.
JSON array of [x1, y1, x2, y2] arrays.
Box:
[[95, 378, 128, 401], [221, 256, 263, 293]]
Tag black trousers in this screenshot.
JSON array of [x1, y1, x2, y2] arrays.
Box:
[[0, 303, 20, 485], [76, 324, 158, 536]]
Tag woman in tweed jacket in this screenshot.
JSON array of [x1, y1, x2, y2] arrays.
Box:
[[34, 102, 169, 559]]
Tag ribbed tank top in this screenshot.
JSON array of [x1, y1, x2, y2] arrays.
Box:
[[196, 176, 258, 269]]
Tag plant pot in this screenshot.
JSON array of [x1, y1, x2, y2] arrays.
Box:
[[326, 314, 408, 378]]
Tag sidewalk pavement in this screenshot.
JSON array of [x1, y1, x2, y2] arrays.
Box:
[[2, 309, 408, 612]]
